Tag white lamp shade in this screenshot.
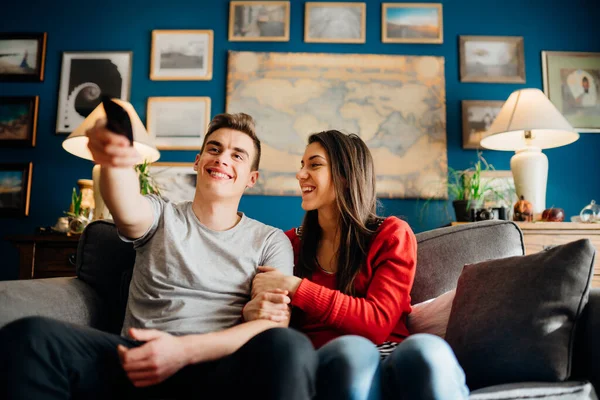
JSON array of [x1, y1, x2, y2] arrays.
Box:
[[480, 88, 579, 151], [62, 99, 160, 163]]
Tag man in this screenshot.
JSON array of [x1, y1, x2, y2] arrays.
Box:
[[0, 112, 316, 399]]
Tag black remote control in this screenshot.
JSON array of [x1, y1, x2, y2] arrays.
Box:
[[102, 96, 134, 145]]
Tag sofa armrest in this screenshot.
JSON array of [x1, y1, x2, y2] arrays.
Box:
[[573, 288, 600, 392], [0, 277, 105, 330]]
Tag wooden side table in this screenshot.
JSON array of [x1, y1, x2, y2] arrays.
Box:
[[6, 235, 80, 279], [516, 222, 600, 288]]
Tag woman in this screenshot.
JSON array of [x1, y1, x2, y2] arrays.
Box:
[[243, 130, 468, 400]]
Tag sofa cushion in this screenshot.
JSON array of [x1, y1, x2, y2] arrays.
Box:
[[76, 220, 136, 334], [469, 381, 597, 399], [407, 289, 455, 338], [445, 239, 595, 391], [413, 220, 524, 304]]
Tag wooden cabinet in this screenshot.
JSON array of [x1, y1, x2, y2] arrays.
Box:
[[6, 235, 80, 279], [516, 222, 600, 288]]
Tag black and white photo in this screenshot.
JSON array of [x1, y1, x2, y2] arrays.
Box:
[[151, 30, 213, 80]]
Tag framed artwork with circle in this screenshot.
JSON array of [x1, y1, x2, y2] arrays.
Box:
[[56, 51, 132, 134]]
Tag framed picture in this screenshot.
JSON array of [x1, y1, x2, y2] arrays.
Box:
[[0, 96, 39, 147], [56, 51, 132, 134], [382, 3, 443, 44], [147, 97, 211, 150], [0, 162, 33, 217], [150, 30, 213, 81], [464, 170, 517, 211], [229, 1, 290, 42], [0, 33, 47, 82], [305, 2, 366, 43], [459, 36, 525, 83], [149, 162, 197, 203], [542, 51, 600, 132], [462, 100, 504, 149]]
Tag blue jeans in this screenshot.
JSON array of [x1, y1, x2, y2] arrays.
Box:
[[316, 334, 469, 400]]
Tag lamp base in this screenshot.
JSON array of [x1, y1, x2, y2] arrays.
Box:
[[92, 164, 112, 221], [510, 147, 548, 216]]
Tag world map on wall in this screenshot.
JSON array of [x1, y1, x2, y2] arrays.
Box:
[[226, 51, 448, 199]]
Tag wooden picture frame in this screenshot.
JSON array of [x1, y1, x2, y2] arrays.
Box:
[[461, 100, 504, 149], [150, 30, 214, 80], [149, 162, 197, 203], [0, 96, 39, 147], [542, 51, 600, 132], [56, 51, 132, 134], [147, 97, 211, 150], [0, 162, 33, 217], [382, 3, 443, 44], [305, 2, 366, 43], [0, 32, 47, 82], [229, 1, 290, 42], [459, 36, 525, 83]]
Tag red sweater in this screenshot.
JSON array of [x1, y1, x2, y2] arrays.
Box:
[[286, 217, 417, 349]]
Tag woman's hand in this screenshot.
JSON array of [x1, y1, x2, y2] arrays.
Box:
[[251, 267, 302, 299], [243, 289, 291, 323]]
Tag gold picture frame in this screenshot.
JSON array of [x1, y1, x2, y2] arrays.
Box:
[[381, 3, 443, 44], [461, 100, 504, 149], [305, 2, 366, 44], [0, 32, 47, 82], [0, 96, 39, 148], [542, 51, 600, 132], [0, 162, 33, 217], [150, 30, 213, 81], [459, 36, 525, 83], [228, 1, 290, 42], [146, 97, 211, 150]]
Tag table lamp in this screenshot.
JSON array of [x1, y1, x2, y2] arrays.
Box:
[[480, 88, 579, 216], [62, 99, 161, 220]]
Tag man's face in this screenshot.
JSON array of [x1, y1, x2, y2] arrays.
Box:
[[193, 128, 258, 200]]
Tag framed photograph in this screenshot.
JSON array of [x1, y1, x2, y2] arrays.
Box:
[[229, 1, 290, 42], [147, 97, 211, 150], [150, 30, 213, 81], [0, 162, 33, 217], [464, 170, 517, 212], [56, 51, 132, 134], [382, 3, 443, 44], [0, 96, 38, 147], [542, 51, 600, 132], [305, 2, 366, 43], [149, 162, 197, 203], [0, 33, 47, 82], [462, 100, 504, 149], [459, 36, 525, 83]]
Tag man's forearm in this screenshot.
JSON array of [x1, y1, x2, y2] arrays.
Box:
[[180, 319, 288, 365], [100, 166, 152, 236]]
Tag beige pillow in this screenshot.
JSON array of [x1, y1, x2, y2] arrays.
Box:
[[407, 289, 455, 338]]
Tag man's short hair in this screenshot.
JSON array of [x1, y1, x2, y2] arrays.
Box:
[[201, 113, 262, 171]]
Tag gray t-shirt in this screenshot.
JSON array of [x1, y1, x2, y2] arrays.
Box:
[[120, 194, 293, 337]]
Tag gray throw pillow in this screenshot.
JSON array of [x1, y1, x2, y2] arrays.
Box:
[[445, 239, 595, 390]]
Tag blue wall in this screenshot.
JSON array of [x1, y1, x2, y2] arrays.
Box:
[[1, 0, 599, 280]]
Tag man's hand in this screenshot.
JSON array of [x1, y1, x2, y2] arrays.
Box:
[[243, 289, 291, 322], [118, 328, 189, 388], [251, 266, 302, 299], [86, 119, 142, 167]]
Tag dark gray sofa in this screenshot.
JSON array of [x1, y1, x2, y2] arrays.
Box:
[[0, 220, 598, 399]]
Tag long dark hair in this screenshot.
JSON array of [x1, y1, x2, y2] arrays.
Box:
[[296, 130, 379, 295]]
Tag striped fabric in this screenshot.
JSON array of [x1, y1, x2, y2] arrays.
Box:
[[376, 341, 399, 360]]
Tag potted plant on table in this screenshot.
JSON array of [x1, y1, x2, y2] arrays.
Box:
[[446, 154, 506, 222]]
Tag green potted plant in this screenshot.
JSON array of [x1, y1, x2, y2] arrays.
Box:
[[446, 153, 506, 222], [135, 160, 161, 196]]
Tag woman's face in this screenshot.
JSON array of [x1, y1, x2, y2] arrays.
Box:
[[296, 142, 337, 211]]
